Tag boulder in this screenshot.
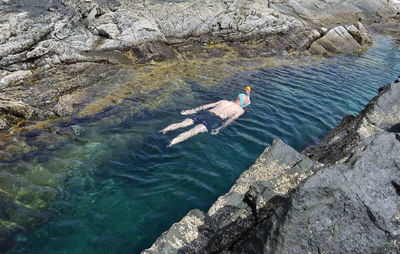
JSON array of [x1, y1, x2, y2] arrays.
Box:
[[309, 25, 368, 55], [346, 22, 373, 46]]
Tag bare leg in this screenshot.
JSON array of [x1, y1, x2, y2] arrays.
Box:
[[169, 124, 207, 147], [160, 118, 194, 134]]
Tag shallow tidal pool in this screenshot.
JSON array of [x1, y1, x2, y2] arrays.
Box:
[[6, 35, 400, 253]]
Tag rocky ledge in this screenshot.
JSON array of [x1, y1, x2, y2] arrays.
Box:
[[143, 77, 400, 253], [0, 0, 399, 131]]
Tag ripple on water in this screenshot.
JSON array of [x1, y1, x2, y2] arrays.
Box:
[[7, 35, 400, 254]]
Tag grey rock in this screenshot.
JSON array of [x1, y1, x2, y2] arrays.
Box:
[[346, 22, 372, 46], [0, 100, 36, 119], [143, 139, 322, 253], [309, 25, 365, 55], [0, 0, 396, 127], [303, 81, 400, 164], [0, 0, 396, 70], [0, 118, 7, 130], [0, 70, 33, 89], [233, 132, 400, 254]]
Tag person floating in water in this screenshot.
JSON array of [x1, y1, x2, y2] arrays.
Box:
[[161, 86, 251, 147]]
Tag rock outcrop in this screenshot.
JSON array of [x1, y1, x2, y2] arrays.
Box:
[[309, 23, 372, 55], [143, 78, 400, 253], [143, 138, 322, 254], [0, 0, 396, 70]]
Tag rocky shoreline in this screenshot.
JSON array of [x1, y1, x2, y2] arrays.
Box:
[[0, 0, 399, 252], [143, 76, 400, 253], [0, 0, 399, 132]]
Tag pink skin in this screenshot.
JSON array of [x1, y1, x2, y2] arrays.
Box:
[[161, 91, 250, 146]]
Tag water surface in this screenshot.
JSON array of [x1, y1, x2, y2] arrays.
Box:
[[9, 35, 400, 253]]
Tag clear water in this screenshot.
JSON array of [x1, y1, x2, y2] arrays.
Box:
[[9, 35, 400, 253]]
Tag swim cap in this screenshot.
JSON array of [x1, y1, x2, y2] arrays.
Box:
[[246, 86, 251, 93]]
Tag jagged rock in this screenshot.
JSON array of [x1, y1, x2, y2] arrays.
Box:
[[0, 0, 396, 128], [346, 22, 372, 46], [234, 132, 400, 253], [0, 0, 396, 70], [303, 81, 400, 164], [309, 25, 367, 55], [143, 139, 322, 253]]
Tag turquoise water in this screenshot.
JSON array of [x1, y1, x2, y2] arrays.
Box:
[[9, 35, 400, 253]]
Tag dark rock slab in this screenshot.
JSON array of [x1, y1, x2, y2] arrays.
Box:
[[143, 139, 322, 253], [303, 80, 400, 164], [233, 132, 400, 253]]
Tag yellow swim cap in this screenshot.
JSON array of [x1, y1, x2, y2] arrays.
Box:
[[246, 86, 251, 93]]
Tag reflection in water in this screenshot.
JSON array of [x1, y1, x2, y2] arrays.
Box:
[[4, 35, 400, 253]]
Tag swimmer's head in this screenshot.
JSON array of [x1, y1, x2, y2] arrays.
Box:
[[235, 93, 250, 108]]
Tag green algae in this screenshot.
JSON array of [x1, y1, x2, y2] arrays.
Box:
[[79, 43, 286, 117]]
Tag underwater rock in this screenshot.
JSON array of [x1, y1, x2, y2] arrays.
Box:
[[144, 77, 400, 253], [0, 170, 59, 250], [53, 90, 87, 117]]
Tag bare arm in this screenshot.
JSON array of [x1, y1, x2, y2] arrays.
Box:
[[181, 101, 220, 115], [211, 111, 244, 135]]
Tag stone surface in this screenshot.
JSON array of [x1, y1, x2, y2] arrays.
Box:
[[0, 1, 398, 251], [0, 0, 397, 70], [303, 81, 400, 164], [143, 139, 322, 253], [0, 0, 397, 130], [308, 24, 371, 55], [233, 132, 400, 253]]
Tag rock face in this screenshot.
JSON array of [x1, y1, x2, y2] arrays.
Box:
[[143, 78, 400, 253], [143, 139, 322, 254], [0, 0, 395, 69]]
